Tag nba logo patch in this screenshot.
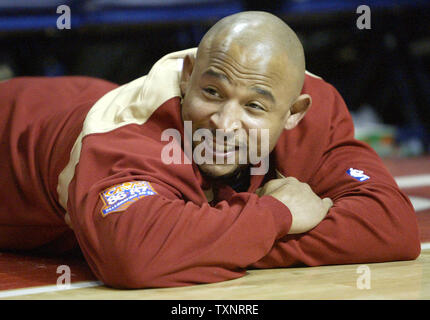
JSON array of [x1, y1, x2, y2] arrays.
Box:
[[347, 168, 370, 182], [100, 181, 157, 217]]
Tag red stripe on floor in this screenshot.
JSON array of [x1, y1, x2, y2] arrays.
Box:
[[0, 252, 95, 291]]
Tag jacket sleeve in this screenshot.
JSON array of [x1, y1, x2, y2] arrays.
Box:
[[67, 129, 292, 289], [252, 84, 421, 269]]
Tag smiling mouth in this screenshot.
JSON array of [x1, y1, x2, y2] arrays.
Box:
[[202, 140, 239, 158]]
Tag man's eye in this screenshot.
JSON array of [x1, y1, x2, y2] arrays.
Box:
[[203, 88, 219, 97], [247, 103, 265, 111]]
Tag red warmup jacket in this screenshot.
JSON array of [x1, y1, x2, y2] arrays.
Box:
[[0, 49, 421, 289]]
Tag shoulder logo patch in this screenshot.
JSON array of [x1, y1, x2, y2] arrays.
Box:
[[100, 181, 157, 217], [347, 168, 370, 182]]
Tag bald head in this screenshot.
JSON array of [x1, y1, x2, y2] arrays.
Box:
[[179, 12, 312, 178], [197, 11, 306, 97]]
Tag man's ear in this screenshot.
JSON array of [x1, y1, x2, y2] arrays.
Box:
[[180, 54, 195, 97], [284, 94, 312, 130]]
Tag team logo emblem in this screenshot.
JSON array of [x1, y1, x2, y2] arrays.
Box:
[[347, 168, 370, 182], [100, 181, 157, 216]]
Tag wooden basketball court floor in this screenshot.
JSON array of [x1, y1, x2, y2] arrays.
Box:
[[1, 156, 430, 300]]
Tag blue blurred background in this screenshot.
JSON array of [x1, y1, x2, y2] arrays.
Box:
[[0, 0, 429, 157]]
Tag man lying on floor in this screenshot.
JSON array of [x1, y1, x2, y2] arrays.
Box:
[[0, 11, 420, 288]]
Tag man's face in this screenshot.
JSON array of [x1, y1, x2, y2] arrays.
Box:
[[180, 43, 299, 178]]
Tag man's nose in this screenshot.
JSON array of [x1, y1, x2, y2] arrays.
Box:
[[210, 101, 242, 131]]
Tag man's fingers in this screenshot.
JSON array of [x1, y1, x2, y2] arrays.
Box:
[[255, 187, 263, 196], [258, 178, 286, 196], [275, 171, 298, 183], [276, 170, 286, 179], [65, 213, 73, 229], [322, 197, 333, 212]]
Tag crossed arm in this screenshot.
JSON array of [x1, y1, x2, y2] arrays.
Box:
[[65, 140, 420, 289], [65, 88, 420, 289]]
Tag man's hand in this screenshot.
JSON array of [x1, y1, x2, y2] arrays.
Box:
[[65, 212, 73, 229], [257, 172, 333, 234]]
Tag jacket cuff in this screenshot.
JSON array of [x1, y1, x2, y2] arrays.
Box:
[[259, 195, 292, 238]]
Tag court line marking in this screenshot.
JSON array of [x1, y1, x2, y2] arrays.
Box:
[[408, 196, 430, 212], [0, 280, 103, 299], [0, 173, 428, 298], [395, 174, 430, 188], [421, 242, 430, 251], [1, 242, 429, 298], [395, 174, 430, 251]]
